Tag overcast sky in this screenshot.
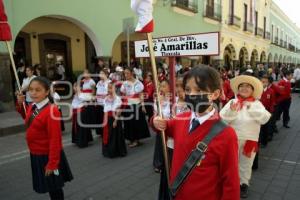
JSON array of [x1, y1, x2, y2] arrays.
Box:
[[273, 0, 300, 27]]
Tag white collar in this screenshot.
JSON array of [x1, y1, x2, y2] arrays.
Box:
[[33, 98, 49, 109], [191, 108, 215, 126], [283, 77, 288, 82]]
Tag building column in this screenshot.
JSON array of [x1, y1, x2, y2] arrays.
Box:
[[0, 53, 15, 112]]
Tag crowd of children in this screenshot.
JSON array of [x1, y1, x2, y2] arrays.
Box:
[[15, 60, 295, 199]]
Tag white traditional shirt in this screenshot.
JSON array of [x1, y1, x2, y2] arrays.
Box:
[[72, 94, 84, 109], [154, 98, 175, 149], [96, 79, 111, 104], [103, 95, 122, 112], [120, 79, 144, 104], [79, 78, 96, 102], [22, 75, 36, 102]]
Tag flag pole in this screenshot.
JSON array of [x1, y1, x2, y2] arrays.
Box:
[[5, 41, 26, 112], [146, 32, 170, 186]]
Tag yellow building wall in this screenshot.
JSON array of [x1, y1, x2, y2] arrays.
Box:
[[220, 0, 271, 64], [21, 17, 86, 71]]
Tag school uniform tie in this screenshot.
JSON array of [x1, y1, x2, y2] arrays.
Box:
[[189, 118, 200, 133]]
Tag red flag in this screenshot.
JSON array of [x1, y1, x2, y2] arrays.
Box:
[[0, 0, 12, 41], [131, 0, 154, 33]]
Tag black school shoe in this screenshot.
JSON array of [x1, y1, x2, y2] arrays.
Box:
[[240, 184, 249, 198], [283, 124, 291, 128]]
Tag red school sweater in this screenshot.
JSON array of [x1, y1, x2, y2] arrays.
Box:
[[166, 111, 240, 200], [19, 104, 63, 170], [260, 87, 276, 113], [276, 79, 291, 103]]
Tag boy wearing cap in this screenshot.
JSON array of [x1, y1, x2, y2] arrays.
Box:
[[220, 75, 271, 198]]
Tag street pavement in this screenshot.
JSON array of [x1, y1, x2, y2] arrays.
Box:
[[0, 94, 300, 200]]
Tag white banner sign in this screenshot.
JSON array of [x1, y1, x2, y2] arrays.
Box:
[[134, 32, 220, 58]]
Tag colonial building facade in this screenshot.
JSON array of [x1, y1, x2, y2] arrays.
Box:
[[0, 0, 299, 112]]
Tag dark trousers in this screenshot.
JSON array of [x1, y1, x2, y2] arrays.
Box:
[[259, 121, 270, 146], [269, 112, 277, 135], [49, 189, 64, 200], [277, 99, 291, 126]]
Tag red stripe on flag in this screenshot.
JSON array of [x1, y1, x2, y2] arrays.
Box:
[[137, 19, 154, 33]]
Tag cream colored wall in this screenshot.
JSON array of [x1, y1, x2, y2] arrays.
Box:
[[220, 0, 271, 64], [111, 33, 146, 63], [21, 17, 86, 71]]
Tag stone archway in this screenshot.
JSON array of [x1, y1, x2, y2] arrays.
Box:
[[260, 51, 267, 63], [283, 56, 286, 64], [14, 16, 101, 79], [274, 54, 278, 64], [223, 44, 237, 71], [250, 49, 259, 67], [239, 47, 249, 68], [268, 53, 273, 65], [278, 55, 283, 65]]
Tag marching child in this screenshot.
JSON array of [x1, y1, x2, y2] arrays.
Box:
[[252, 75, 276, 170], [16, 76, 73, 200], [71, 83, 84, 144], [79, 69, 96, 128], [121, 67, 150, 148], [153, 79, 172, 173], [153, 65, 240, 200], [143, 72, 155, 121], [156, 77, 189, 200], [260, 75, 276, 146], [220, 75, 271, 198], [95, 69, 111, 136], [102, 83, 127, 158], [276, 70, 293, 128]]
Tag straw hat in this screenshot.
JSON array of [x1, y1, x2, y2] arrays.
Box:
[[230, 75, 263, 99]]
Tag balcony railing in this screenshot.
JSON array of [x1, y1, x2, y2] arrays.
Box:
[[228, 15, 241, 28], [264, 32, 271, 40], [256, 27, 264, 37], [289, 44, 296, 52], [280, 39, 283, 47], [171, 0, 198, 13], [273, 37, 278, 44], [203, 2, 222, 22], [244, 22, 254, 33]]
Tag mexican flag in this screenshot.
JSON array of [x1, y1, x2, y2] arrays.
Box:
[[131, 0, 154, 33]]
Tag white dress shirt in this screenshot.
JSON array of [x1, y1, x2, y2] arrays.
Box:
[[189, 108, 215, 132]]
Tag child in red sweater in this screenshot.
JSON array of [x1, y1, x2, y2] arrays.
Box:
[[276, 70, 293, 128], [153, 65, 240, 200], [17, 76, 73, 200]]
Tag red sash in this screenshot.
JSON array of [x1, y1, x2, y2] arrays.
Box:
[[122, 93, 140, 106], [103, 111, 114, 145], [81, 89, 93, 93], [243, 140, 258, 158]]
